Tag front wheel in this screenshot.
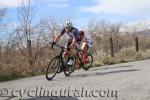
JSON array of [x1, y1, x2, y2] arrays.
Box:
[[46, 56, 60, 80], [83, 54, 93, 70]]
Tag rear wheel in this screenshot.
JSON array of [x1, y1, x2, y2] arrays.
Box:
[[83, 54, 93, 70], [46, 56, 60, 80]]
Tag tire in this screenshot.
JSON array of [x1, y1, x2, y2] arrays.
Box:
[[64, 56, 76, 77], [83, 54, 93, 70], [46, 56, 60, 80]]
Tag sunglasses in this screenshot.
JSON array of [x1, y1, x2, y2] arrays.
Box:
[[65, 27, 71, 29]]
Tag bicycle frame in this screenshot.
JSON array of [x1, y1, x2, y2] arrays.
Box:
[[51, 43, 66, 69]]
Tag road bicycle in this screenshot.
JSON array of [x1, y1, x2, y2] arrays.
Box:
[[45, 42, 93, 80]]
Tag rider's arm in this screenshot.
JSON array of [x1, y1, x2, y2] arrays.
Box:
[[69, 36, 76, 48], [53, 28, 65, 42], [54, 35, 62, 43]]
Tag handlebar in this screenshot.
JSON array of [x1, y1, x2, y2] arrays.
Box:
[[49, 41, 82, 52], [49, 42, 64, 50]]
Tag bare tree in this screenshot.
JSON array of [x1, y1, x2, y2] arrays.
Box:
[[37, 16, 63, 41], [109, 22, 122, 52], [87, 18, 110, 52], [32, 16, 64, 61], [0, 7, 6, 58], [16, 0, 35, 65], [0, 8, 6, 28], [0, 42, 1, 57]]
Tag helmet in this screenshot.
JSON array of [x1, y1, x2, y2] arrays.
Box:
[[79, 30, 84, 36], [64, 21, 73, 28]]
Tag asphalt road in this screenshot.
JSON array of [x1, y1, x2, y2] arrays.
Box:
[[0, 59, 150, 100]]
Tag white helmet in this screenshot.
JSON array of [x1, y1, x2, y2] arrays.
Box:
[[64, 21, 73, 28]]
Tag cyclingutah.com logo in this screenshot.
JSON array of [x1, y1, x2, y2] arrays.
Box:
[[0, 86, 118, 99]]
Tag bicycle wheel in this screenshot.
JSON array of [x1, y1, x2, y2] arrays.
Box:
[[64, 56, 76, 77], [83, 54, 93, 70], [46, 56, 60, 80]]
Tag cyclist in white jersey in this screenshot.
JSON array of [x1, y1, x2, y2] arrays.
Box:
[[79, 30, 93, 62]]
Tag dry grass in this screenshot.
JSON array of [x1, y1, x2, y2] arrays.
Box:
[[93, 48, 150, 66], [1, 48, 150, 82], [0, 34, 150, 82]]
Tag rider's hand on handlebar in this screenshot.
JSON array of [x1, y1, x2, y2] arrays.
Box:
[[49, 41, 55, 50]]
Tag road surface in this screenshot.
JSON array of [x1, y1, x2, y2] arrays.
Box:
[[0, 59, 150, 100]]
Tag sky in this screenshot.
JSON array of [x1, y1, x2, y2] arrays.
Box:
[[1, 0, 150, 30]]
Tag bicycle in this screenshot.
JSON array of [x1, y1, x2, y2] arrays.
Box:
[[45, 42, 93, 80], [45, 42, 75, 80]]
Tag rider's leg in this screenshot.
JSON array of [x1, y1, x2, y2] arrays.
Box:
[[68, 43, 81, 68], [74, 54, 80, 69], [69, 43, 77, 55], [63, 40, 72, 59], [65, 43, 77, 65], [81, 42, 88, 59]]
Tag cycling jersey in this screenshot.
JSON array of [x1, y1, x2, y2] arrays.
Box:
[[81, 33, 93, 48], [60, 27, 80, 42]]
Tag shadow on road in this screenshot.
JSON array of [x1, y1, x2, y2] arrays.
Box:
[[22, 96, 78, 100], [50, 65, 141, 81], [91, 65, 133, 71], [70, 68, 141, 78]]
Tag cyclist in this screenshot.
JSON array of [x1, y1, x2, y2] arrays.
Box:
[[79, 30, 93, 62], [53, 21, 80, 65]]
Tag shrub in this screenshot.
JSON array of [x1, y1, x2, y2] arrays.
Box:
[[119, 47, 136, 60]]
